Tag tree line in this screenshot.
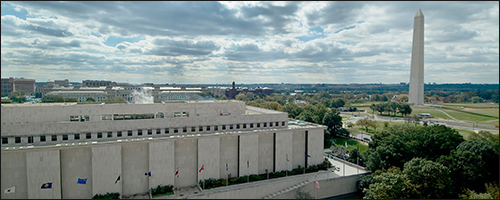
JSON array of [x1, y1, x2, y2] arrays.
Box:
[[356, 125, 499, 199]]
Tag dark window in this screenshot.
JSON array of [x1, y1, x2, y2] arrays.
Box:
[[117, 131, 122, 137], [174, 128, 178, 133], [214, 126, 219, 131], [2, 137, 7, 144], [276, 122, 279, 126], [199, 126, 203, 131], [191, 127, 196, 132], [52, 135, 58, 141], [263, 122, 267, 127], [222, 125, 226, 130], [128, 130, 132, 136], [73, 134, 79, 140], [183, 127, 187, 133], [63, 135, 68, 141], [86, 133, 91, 139], [270, 122, 273, 127], [97, 132, 103, 138], [257, 123, 261, 128], [156, 129, 161, 134], [230, 125, 233, 129], [138, 129, 143, 136], [108, 132, 112, 138], [243, 124, 247, 129], [165, 128, 169, 134], [28, 136, 34, 143], [282, 121, 285, 126], [148, 129, 153, 135], [15, 137, 21, 143], [250, 123, 254, 128], [236, 124, 240, 129], [206, 126, 211, 131]]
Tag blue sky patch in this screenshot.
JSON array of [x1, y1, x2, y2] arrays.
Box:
[[1, 2, 28, 20], [296, 26, 325, 42], [335, 25, 356, 34], [104, 35, 145, 47]]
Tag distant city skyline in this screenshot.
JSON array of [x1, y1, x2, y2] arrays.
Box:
[[1, 1, 498, 85]]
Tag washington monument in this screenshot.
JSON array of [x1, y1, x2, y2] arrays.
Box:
[[409, 8, 424, 105]]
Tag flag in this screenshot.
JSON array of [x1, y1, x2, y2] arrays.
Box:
[[226, 162, 228, 171], [247, 160, 249, 168], [175, 170, 179, 177], [4, 186, 15, 194], [77, 178, 87, 185], [316, 181, 320, 189], [115, 175, 120, 184], [305, 153, 311, 158], [145, 172, 151, 177], [41, 182, 52, 189], [199, 165, 204, 172], [286, 154, 289, 162], [345, 142, 348, 148]]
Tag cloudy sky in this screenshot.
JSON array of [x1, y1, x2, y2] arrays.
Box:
[[1, 1, 498, 85]]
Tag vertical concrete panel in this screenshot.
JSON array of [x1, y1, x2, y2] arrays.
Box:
[[26, 150, 61, 199], [293, 131, 305, 168], [122, 143, 149, 196], [308, 129, 325, 166], [174, 138, 197, 188], [275, 131, 293, 172], [91, 145, 121, 196], [61, 148, 92, 199], [149, 141, 175, 189], [219, 136, 238, 179], [198, 137, 220, 182], [1, 151, 28, 199], [239, 134, 258, 176], [258, 133, 274, 174]]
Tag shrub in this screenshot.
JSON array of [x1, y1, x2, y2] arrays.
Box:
[[92, 192, 120, 199]]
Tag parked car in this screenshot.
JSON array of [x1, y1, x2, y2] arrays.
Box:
[[363, 137, 371, 142]]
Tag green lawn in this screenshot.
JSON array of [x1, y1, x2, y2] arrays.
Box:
[[331, 137, 369, 153]]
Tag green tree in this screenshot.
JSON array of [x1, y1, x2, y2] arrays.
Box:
[[54, 96, 65, 102], [322, 108, 342, 133], [65, 97, 78, 102], [41, 94, 57, 102], [8, 91, 26, 103], [403, 158, 451, 198], [86, 97, 96, 102], [364, 167, 416, 199], [398, 103, 412, 117], [356, 118, 376, 132], [365, 124, 464, 171], [280, 103, 303, 118]]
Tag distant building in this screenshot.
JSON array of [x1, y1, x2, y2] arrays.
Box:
[[1, 77, 35, 96], [209, 81, 275, 99], [82, 80, 114, 87]]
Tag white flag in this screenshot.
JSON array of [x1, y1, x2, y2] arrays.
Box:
[[345, 142, 348, 148], [4, 186, 15, 194]]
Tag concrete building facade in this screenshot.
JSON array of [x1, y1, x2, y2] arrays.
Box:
[[1, 101, 325, 199], [1, 77, 36, 96], [409, 8, 425, 105]]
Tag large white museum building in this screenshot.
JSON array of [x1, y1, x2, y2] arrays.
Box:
[[1, 100, 325, 199]]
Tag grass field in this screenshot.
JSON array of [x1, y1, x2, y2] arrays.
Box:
[[331, 137, 369, 153]]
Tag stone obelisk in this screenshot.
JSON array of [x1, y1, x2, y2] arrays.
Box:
[[409, 8, 424, 105]]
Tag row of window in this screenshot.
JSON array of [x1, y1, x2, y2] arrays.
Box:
[[1, 121, 287, 145], [71, 112, 189, 122]]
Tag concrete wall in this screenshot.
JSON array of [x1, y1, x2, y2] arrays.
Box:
[[174, 138, 197, 188], [122, 143, 149, 196], [91, 145, 121, 196], [149, 140, 175, 188], [292, 131, 306, 168], [1, 151, 28, 199], [275, 131, 293, 172], [239, 134, 259, 176], [26, 150, 61, 199], [258, 133, 274, 174], [61, 147, 92, 199], [273, 174, 364, 199], [219, 135, 238, 179], [308, 129, 324, 166], [198, 137, 220, 180]]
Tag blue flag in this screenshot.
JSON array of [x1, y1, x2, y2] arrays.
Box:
[[115, 175, 120, 184], [305, 153, 311, 158], [41, 182, 52, 189], [77, 178, 87, 184], [145, 172, 151, 177]]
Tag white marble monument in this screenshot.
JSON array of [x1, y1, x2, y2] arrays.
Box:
[[409, 8, 424, 105]]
